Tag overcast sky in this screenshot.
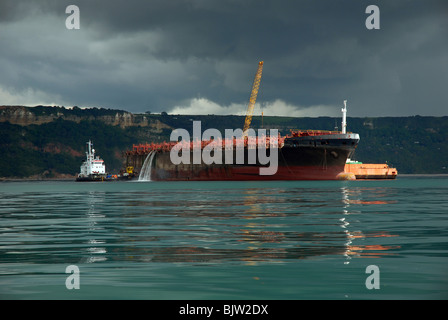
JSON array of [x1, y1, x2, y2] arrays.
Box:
[[1, 0, 447, 117]]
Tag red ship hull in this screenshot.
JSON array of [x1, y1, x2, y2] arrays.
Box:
[[150, 164, 347, 181]]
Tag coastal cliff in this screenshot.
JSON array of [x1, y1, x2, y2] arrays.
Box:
[[0, 105, 171, 130]]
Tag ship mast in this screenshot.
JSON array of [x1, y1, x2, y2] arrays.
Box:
[[87, 140, 94, 161], [341, 100, 347, 134]]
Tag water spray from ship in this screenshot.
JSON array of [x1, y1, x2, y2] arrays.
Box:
[[138, 150, 156, 181]]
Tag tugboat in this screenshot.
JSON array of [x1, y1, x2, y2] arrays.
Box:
[[76, 140, 108, 181]]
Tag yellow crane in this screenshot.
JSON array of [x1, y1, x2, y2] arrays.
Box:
[[242, 61, 264, 138]]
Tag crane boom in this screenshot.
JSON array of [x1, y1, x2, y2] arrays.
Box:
[[243, 61, 264, 137]]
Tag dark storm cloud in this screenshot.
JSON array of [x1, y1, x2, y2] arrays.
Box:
[[0, 0, 447, 116]]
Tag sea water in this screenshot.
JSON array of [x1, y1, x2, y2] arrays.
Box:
[[0, 176, 447, 300]]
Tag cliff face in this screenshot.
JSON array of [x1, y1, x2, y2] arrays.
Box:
[[0, 105, 175, 179], [0, 105, 171, 131]]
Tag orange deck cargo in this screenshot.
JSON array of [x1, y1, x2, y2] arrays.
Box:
[[344, 162, 398, 179]]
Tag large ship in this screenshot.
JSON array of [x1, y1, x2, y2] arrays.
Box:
[[126, 129, 360, 181], [124, 62, 361, 181]]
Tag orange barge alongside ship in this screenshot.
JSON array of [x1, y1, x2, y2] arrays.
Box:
[[344, 160, 398, 180]]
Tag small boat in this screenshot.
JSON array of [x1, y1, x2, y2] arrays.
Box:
[[76, 140, 109, 181], [344, 159, 398, 179]]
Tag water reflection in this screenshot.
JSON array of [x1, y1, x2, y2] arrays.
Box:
[[0, 181, 405, 268], [88, 184, 398, 265], [50, 183, 403, 265], [340, 186, 400, 262], [83, 190, 107, 263]]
